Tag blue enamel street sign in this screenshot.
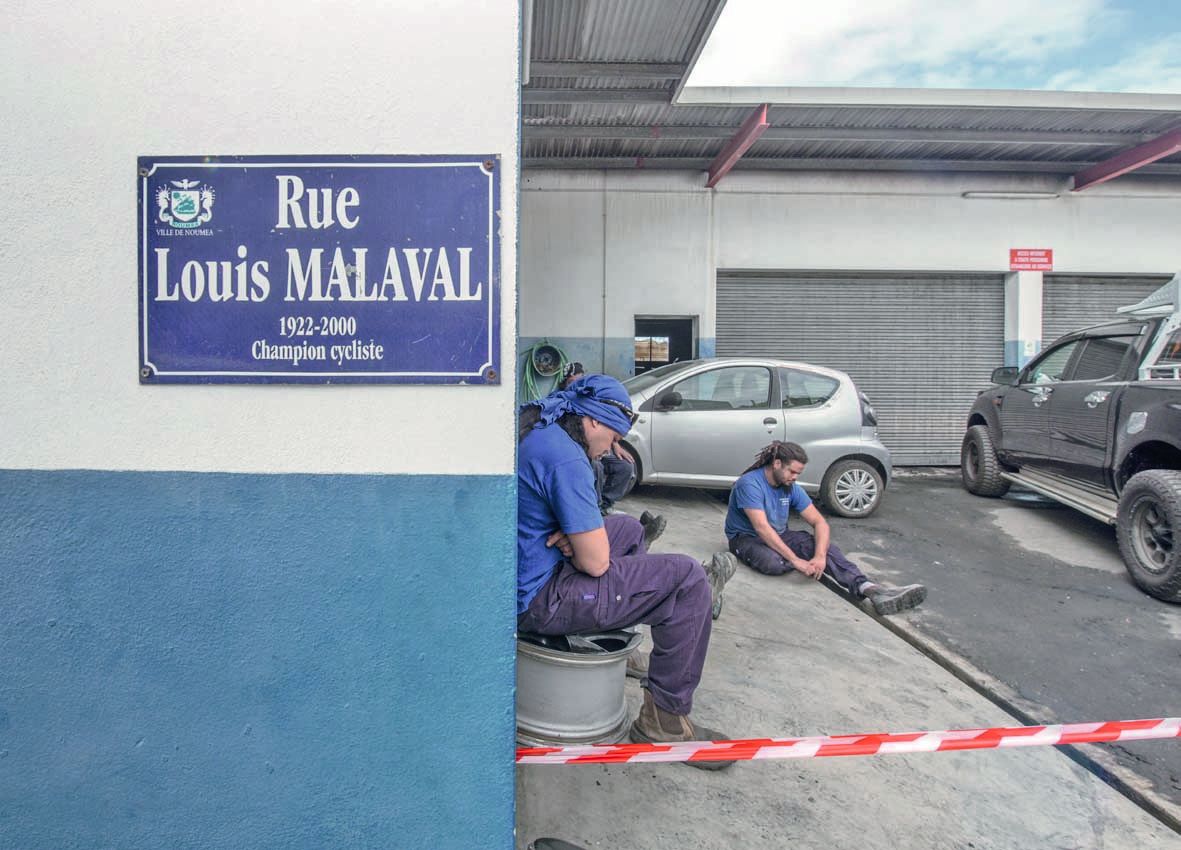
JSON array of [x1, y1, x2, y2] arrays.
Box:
[[137, 155, 500, 384]]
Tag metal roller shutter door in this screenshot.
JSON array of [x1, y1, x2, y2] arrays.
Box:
[[717, 273, 1004, 465], [1042, 275, 1171, 345]]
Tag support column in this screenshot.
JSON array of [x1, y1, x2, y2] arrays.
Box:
[[1004, 271, 1043, 367]]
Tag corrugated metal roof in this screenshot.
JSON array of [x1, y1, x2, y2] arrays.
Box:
[[522, 0, 1181, 179], [530, 0, 717, 63]]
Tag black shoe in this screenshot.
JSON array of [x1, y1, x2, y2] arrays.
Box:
[[640, 512, 667, 548], [863, 583, 926, 615]]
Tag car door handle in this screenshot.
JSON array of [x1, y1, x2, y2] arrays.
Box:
[[1084, 390, 1110, 408], [763, 417, 778, 425]]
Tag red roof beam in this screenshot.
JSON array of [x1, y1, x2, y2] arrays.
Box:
[[705, 104, 770, 188], [1071, 127, 1181, 191]]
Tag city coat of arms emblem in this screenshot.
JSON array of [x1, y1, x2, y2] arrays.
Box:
[[156, 178, 215, 228]]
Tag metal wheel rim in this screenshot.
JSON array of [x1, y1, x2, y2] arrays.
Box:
[[965, 442, 981, 482], [1131, 498, 1173, 574], [835, 468, 878, 513]]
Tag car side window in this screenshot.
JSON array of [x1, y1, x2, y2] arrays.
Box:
[[1025, 341, 1080, 384], [780, 368, 839, 408], [1069, 337, 1135, 381], [669, 366, 771, 411]]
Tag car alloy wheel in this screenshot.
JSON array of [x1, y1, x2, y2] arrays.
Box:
[[834, 466, 878, 514], [822, 459, 885, 518]]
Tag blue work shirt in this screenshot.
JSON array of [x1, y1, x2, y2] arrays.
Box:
[[517, 424, 604, 614], [724, 467, 813, 539]]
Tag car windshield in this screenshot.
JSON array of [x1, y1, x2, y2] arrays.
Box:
[[622, 360, 702, 393]]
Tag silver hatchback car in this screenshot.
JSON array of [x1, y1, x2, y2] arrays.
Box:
[[620, 357, 892, 517]]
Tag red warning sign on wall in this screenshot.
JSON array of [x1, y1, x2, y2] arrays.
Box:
[[1010, 248, 1053, 271]]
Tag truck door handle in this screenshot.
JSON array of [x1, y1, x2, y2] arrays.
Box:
[[763, 417, 778, 426], [1084, 390, 1110, 408], [1032, 387, 1052, 406]]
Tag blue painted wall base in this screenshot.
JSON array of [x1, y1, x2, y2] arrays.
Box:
[[0, 469, 515, 850]]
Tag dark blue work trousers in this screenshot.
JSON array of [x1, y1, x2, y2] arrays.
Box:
[[518, 514, 712, 716], [593, 452, 636, 512], [728, 530, 868, 595]]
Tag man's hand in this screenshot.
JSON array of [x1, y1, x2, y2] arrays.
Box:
[[804, 554, 827, 580], [546, 530, 573, 558], [613, 441, 635, 465]]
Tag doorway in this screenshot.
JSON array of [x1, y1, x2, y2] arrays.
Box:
[[634, 317, 696, 375]]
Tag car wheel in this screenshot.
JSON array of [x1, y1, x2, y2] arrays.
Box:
[[1116, 470, 1181, 602], [960, 424, 1011, 497], [821, 459, 884, 518]]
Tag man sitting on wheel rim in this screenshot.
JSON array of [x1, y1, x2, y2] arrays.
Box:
[[517, 374, 738, 766]]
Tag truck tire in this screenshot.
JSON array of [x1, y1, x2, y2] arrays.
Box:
[[1116, 470, 1181, 602], [821, 459, 884, 518], [961, 425, 1010, 497]]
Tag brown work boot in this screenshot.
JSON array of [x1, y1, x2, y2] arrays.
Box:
[[628, 691, 734, 771]]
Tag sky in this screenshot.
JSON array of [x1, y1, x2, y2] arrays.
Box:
[[686, 0, 1181, 93]]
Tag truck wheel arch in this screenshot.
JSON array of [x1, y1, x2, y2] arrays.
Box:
[[1116, 441, 1181, 491]]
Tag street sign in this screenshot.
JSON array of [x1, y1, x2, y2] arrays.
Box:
[[138, 155, 500, 384]]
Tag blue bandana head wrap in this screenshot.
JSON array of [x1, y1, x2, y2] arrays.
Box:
[[525, 373, 635, 437]]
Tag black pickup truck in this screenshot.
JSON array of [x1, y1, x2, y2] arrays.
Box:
[[960, 276, 1181, 601]]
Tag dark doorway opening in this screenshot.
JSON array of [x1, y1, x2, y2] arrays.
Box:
[[634, 317, 696, 375]]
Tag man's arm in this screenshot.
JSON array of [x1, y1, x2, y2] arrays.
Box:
[[742, 507, 820, 576], [547, 527, 610, 577], [797, 504, 830, 576]]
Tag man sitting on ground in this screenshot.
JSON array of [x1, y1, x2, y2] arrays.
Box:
[[724, 441, 926, 616], [517, 374, 737, 763]]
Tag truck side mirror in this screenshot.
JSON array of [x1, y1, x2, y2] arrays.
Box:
[[991, 366, 1020, 386]]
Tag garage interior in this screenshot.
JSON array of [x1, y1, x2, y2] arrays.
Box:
[[518, 0, 1181, 463]]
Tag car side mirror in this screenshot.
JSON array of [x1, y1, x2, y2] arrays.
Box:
[[657, 391, 683, 409], [991, 366, 1020, 386]]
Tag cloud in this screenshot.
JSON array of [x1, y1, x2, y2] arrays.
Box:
[[688, 0, 1122, 89], [1045, 34, 1181, 93]]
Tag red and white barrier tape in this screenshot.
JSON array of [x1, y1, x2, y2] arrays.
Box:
[[516, 717, 1181, 765]]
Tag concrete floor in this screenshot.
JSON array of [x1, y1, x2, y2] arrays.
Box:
[[515, 485, 1181, 850], [829, 469, 1181, 823]]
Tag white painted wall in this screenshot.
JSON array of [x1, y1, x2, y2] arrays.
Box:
[[1, 0, 518, 475], [520, 172, 711, 341], [520, 169, 1181, 344]]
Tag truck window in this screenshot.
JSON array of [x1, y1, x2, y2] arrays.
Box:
[[1069, 337, 1135, 381], [1026, 341, 1080, 384]]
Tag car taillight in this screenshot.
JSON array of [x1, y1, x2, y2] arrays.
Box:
[[859, 392, 878, 427]]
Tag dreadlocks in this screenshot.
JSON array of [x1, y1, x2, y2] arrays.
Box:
[[742, 440, 809, 475], [518, 406, 590, 453]]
